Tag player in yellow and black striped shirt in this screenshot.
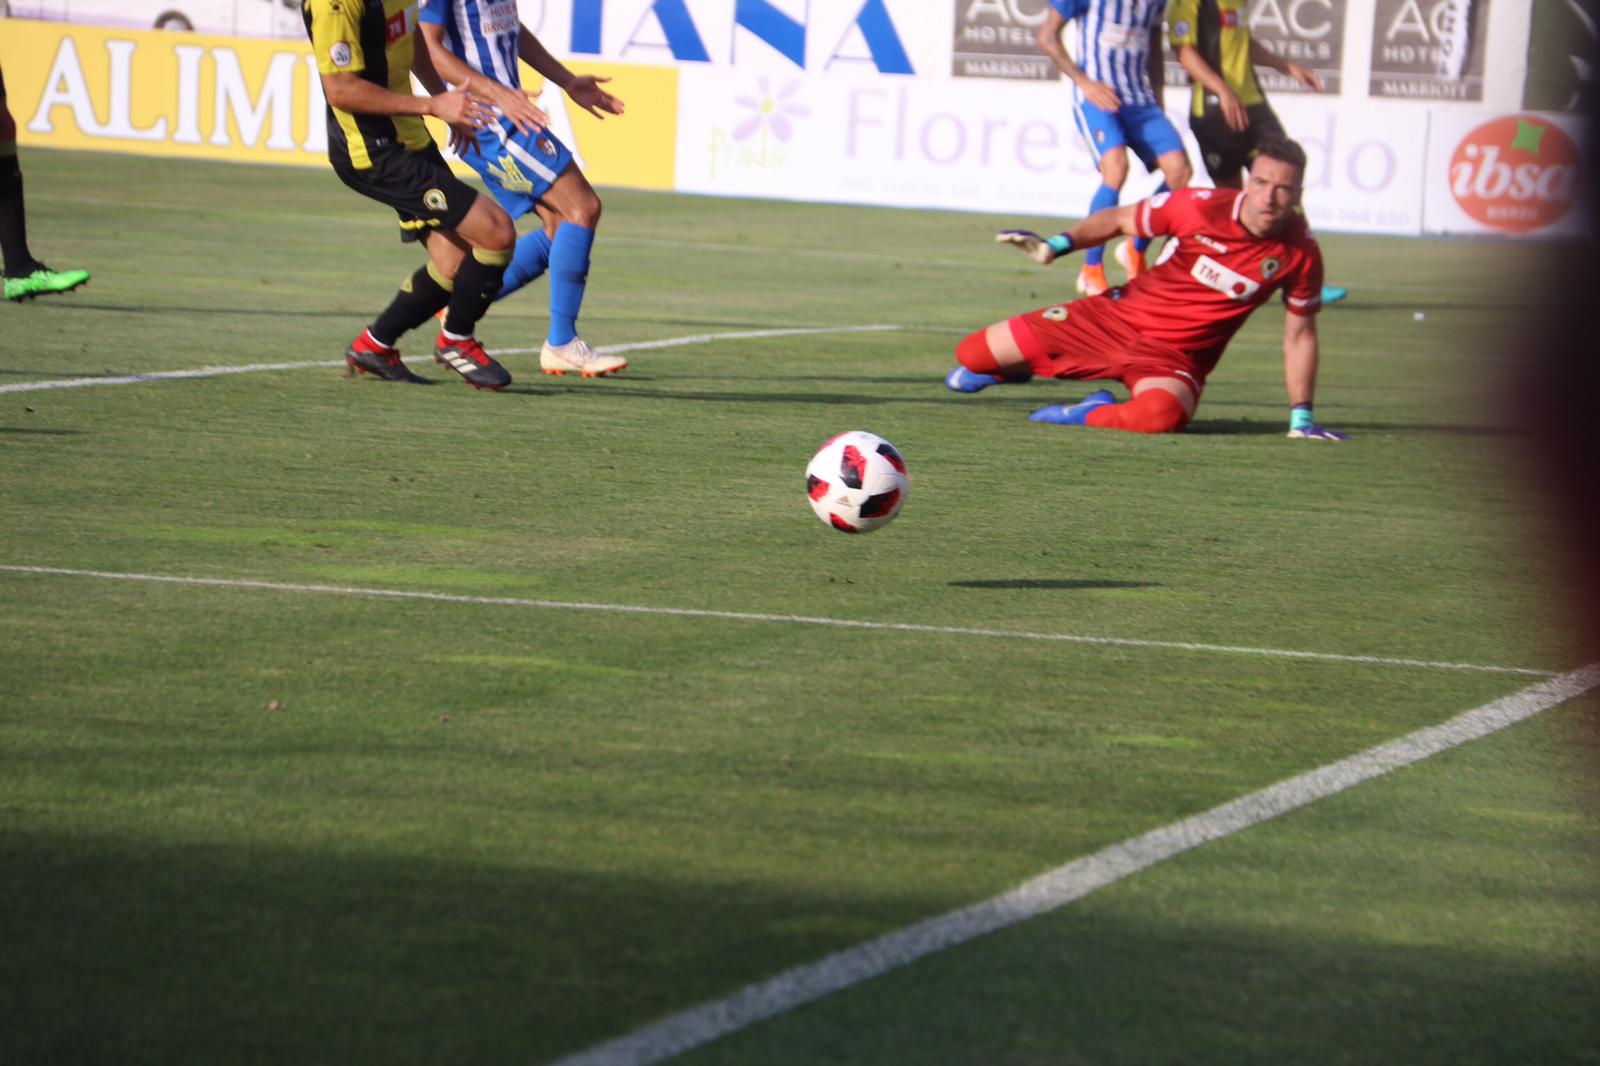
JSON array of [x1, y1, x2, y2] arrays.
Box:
[[1167, 0, 1346, 302], [304, 0, 518, 388], [1167, 0, 1319, 185]]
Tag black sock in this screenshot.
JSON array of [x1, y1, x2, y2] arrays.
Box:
[[0, 147, 40, 279], [442, 248, 511, 338], [370, 263, 452, 347]]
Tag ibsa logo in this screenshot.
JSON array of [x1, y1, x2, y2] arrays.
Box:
[[1449, 116, 1580, 233]]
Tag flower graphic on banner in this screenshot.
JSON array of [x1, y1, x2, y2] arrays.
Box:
[[731, 78, 809, 142]]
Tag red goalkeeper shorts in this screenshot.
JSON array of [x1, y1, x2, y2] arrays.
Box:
[[1008, 296, 1205, 397]]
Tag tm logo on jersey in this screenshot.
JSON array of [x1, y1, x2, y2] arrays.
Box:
[[1191, 255, 1260, 301]]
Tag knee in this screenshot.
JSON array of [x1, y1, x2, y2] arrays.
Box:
[[573, 190, 602, 229], [1166, 157, 1193, 190], [1136, 390, 1191, 433], [487, 213, 517, 251], [1100, 155, 1129, 189], [956, 329, 999, 374], [1093, 389, 1191, 433]]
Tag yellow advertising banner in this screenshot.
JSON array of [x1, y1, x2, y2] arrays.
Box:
[[0, 20, 676, 190]]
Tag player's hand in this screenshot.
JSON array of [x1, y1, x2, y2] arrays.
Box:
[[1079, 78, 1120, 112], [430, 89, 490, 130], [995, 230, 1059, 265], [1285, 62, 1324, 93], [493, 87, 549, 136], [566, 75, 624, 119], [1287, 424, 1348, 441], [447, 123, 481, 157], [1217, 87, 1248, 132]]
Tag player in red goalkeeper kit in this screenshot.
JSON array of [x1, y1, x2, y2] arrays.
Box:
[[947, 135, 1345, 440]]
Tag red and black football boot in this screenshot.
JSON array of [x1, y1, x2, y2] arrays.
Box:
[[345, 329, 428, 384], [434, 333, 512, 391]]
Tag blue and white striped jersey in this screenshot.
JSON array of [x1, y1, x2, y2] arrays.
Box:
[[418, 0, 524, 92], [1049, 0, 1166, 109]]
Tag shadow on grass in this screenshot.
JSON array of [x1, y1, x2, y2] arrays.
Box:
[[0, 427, 88, 436], [4, 827, 1594, 1066], [949, 579, 1160, 590]]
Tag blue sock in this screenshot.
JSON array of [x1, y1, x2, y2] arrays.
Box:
[[1083, 185, 1119, 267], [546, 223, 594, 346], [1133, 182, 1169, 254], [496, 228, 553, 302]]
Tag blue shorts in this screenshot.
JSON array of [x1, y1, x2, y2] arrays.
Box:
[[1072, 100, 1185, 171], [455, 120, 575, 221]]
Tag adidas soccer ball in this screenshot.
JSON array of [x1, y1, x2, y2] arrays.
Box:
[[805, 431, 909, 534]]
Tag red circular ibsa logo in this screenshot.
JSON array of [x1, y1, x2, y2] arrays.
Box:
[[1449, 116, 1580, 233]]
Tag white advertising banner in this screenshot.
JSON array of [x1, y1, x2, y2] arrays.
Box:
[[1270, 96, 1430, 236], [1421, 110, 1587, 237]]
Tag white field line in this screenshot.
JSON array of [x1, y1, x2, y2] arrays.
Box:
[[548, 661, 1600, 1066], [0, 325, 905, 396], [0, 565, 1554, 678]]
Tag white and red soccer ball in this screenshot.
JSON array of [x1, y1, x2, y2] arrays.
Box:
[[805, 431, 909, 534]]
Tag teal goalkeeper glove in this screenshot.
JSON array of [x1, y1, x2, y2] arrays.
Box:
[[1287, 406, 1348, 440], [995, 229, 1074, 265]]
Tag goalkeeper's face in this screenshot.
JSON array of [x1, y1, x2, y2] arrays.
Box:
[[1240, 156, 1302, 238]]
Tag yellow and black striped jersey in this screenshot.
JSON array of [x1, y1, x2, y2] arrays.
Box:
[[303, 0, 433, 168], [1168, 0, 1265, 116]]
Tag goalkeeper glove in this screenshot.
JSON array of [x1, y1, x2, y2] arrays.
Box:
[[996, 230, 1074, 265], [1287, 405, 1348, 440]]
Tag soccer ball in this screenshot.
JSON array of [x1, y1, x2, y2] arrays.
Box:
[[805, 431, 909, 534]]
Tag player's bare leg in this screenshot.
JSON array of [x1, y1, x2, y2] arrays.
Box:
[[428, 197, 516, 389], [533, 166, 624, 378], [1032, 374, 1197, 431], [1080, 146, 1129, 296], [947, 319, 1036, 393]]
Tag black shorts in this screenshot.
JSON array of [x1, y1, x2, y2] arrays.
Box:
[[0, 65, 8, 99], [1190, 101, 1286, 184], [331, 141, 478, 243]]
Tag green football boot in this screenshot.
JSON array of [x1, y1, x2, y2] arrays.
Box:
[[4, 264, 91, 302]]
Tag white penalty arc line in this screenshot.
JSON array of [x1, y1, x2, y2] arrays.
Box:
[[0, 325, 905, 395], [549, 660, 1600, 1066], [0, 565, 1555, 678]]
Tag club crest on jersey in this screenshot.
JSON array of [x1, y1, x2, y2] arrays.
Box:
[[1042, 305, 1069, 322], [423, 188, 448, 211], [537, 137, 557, 157], [330, 42, 352, 67], [1261, 257, 1281, 279], [1191, 255, 1260, 301]]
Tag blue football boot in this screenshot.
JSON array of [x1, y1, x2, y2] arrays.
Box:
[[1028, 389, 1116, 425]]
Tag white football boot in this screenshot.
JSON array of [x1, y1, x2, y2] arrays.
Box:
[[539, 336, 628, 378]]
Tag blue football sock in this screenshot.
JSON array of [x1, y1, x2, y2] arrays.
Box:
[[546, 223, 594, 346], [1133, 182, 1169, 254], [1083, 184, 1119, 267], [496, 228, 553, 302]]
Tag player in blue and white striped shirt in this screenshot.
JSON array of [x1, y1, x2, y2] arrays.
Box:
[[418, 0, 628, 378], [1039, 0, 1192, 296]]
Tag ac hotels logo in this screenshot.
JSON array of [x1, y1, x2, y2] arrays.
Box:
[[1449, 115, 1579, 233]]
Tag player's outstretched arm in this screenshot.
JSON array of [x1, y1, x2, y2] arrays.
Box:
[[1174, 43, 1246, 131], [411, 40, 480, 153], [418, 22, 548, 135], [996, 203, 1140, 265], [1282, 311, 1346, 440], [1249, 38, 1323, 92], [1036, 8, 1121, 111], [518, 28, 625, 118], [319, 70, 489, 129]]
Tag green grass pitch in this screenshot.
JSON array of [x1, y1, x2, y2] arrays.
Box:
[[2, 148, 1597, 1065]]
